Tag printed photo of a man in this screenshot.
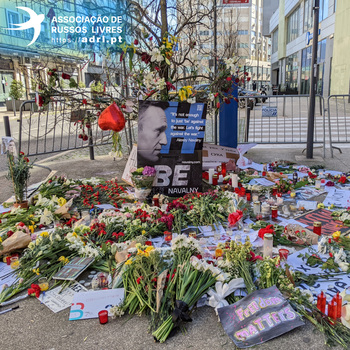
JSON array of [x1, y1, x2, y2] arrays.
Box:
[[137, 101, 169, 166]]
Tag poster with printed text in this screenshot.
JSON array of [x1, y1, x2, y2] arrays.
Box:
[[137, 101, 207, 196], [217, 286, 304, 348]]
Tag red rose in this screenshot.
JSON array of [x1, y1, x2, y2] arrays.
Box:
[[216, 102, 220, 109], [61, 73, 71, 80], [224, 97, 231, 104], [258, 224, 275, 239], [228, 210, 243, 226], [145, 241, 152, 246], [226, 77, 232, 81], [214, 92, 219, 98], [82, 135, 88, 141], [235, 78, 240, 83], [166, 81, 175, 91], [82, 99, 87, 105], [7, 230, 14, 237], [248, 251, 263, 262], [134, 39, 139, 45]]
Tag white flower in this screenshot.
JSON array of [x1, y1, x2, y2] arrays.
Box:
[[301, 289, 314, 303], [339, 262, 349, 272], [39, 208, 54, 226], [187, 97, 196, 104], [156, 78, 166, 91], [150, 48, 164, 63]]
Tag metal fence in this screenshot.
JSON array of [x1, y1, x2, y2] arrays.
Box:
[[237, 94, 325, 150], [18, 99, 136, 159], [327, 95, 350, 157]]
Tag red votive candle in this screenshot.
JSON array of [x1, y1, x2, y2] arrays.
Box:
[[246, 192, 251, 201], [153, 197, 160, 207], [328, 300, 338, 320], [271, 206, 278, 219], [317, 291, 326, 313], [212, 174, 218, 186], [221, 163, 226, 177], [164, 231, 172, 242], [334, 292, 342, 319], [98, 310, 108, 324], [278, 248, 289, 261], [272, 186, 278, 196], [313, 221, 322, 236], [6, 256, 11, 265]]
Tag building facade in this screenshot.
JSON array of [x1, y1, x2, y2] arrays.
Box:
[[0, 0, 125, 105], [181, 0, 271, 90], [264, 0, 337, 96]]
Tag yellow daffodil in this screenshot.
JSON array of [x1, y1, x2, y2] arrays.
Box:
[[40, 231, 49, 237], [58, 256, 69, 264], [28, 225, 35, 234], [57, 197, 67, 207], [141, 230, 146, 235], [333, 231, 341, 241], [317, 203, 325, 209], [33, 268, 40, 275], [72, 232, 78, 237], [125, 259, 133, 265], [29, 214, 34, 218]]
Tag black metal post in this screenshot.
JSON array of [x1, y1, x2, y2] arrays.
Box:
[[214, 0, 218, 145], [3, 116, 11, 136], [306, 0, 320, 159], [245, 106, 251, 142], [244, 66, 246, 89], [123, 60, 133, 151], [88, 127, 95, 160]]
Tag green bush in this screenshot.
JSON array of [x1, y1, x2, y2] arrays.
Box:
[[9, 80, 25, 100]]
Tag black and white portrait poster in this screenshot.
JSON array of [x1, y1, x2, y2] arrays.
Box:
[[137, 100, 207, 196]]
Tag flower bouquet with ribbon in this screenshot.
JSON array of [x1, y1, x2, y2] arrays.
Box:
[[152, 258, 220, 343], [131, 166, 156, 201]]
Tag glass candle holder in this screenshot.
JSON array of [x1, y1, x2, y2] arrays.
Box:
[[272, 186, 278, 197], [313, 221, 322, 236], [334, 292, 342, 319], [212, 174, 218, 186], [38, 277, 49, 291], [153, 197, 160, 207], [164, 231, 172, 242], [278, 248, 289, 261], [98, 310, 108, 324], [245, 191, 251, 201], [317, 291, 326, 313], [328, 300, 338, 320], [263, 233, 273, 258], [271, 206, 278, 219], [221, 162, 227, 177], [10, 257, 19, 269], [6, 256, 11, 266]]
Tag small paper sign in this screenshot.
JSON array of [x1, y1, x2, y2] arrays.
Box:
[[217, 286, 304, 348]]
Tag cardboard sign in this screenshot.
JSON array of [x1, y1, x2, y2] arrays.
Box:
[[122, 144, 137, 186], [69, 288, 124, 320], [137, 101, 207, 196], [323, 188, 350, 208], [37, 282, 87, 313], [202, 143, 239, 170], [70, 109, 87, 122], [217, 286, 304, 348], [294, 209, 350, 236]]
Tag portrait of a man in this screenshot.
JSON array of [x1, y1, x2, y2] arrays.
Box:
[[137, 101, 169, 166]]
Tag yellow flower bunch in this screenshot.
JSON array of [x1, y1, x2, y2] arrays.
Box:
[[137, 246, 155, 257], [40, 231, 49, 237], [333, 231, 341, 241], [28, 225, 35, 234], [33, 268, 40, 275], [57, 197, 67, 207], [125, 259, 133, 265], [178, 86, 193, 101], [58, 256, 69, 265]]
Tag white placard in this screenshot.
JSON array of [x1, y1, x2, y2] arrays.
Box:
[[262, 106, 277, 117], [121, 144, 137, 186], [37, 282, 87, 313], [297, 200, 318, 210], [202, 143, 239, 167], [323, 188, 350, 208], [69, 288, 124, 320], [250, 178, 275, 187], [0, 263, 16, 291]]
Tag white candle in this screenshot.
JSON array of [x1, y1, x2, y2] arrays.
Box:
[[231, 174, 238, 188], [208, 169, 215, 184]]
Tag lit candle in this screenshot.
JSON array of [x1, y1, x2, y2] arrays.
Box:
[[317, 291, 326, 313], [271, 206, 278, 219], [263, 233, 273, 258], [98, 310, 109, 324], [313, 221, 322, 236]]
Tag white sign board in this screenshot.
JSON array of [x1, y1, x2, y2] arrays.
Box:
[[222, 0, 251, 6], [323, 188, 350, 208], [203, 142, 239, 167], [37, 282, 87, 313], [69, 288, 124, 320], [122, 144, 137, 186], [0, 263, 16, 292], [262, 106, 277, 117]]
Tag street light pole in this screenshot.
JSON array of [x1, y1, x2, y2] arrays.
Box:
[[306, 0, 320, 159]]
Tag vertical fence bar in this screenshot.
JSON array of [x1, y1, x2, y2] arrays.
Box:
[[3, 116, 11, 136]]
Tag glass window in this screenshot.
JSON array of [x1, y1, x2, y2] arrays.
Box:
[[23, 16, 34, 40], [64, 0, 72, 10], [238, 43, 248, 48], [272, 28, 278, 53], [304, 0, 313, 32], [199, 31, 209, 36], [319, 0, 329, 22], [301, 46, 312, 94], [251, 31, 256, 36], [38, 22, 48, 42], [285, 53, 298, 92], [287, 7, 299, 43], [7, 11, 21, 37], [238, 30, 248, 35]]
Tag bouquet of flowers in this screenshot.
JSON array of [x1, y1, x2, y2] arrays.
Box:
[[131, 166, 156, 189]]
